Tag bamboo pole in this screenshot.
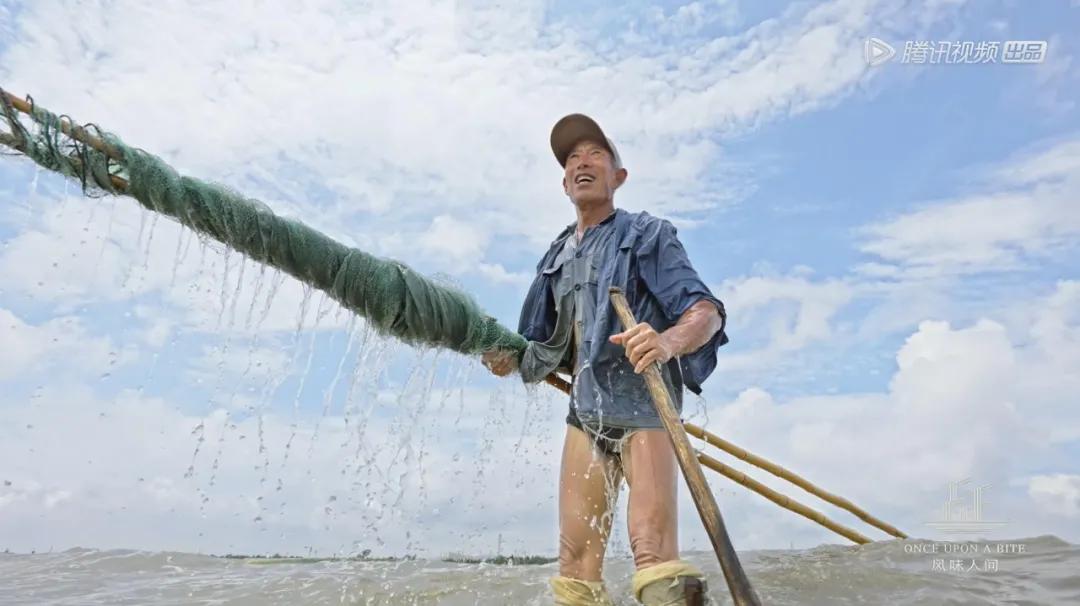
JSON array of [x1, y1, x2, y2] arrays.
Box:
[[0, 131, 129, 192], [684, 423, 907, 539], [696, 451, 872, 545], [541, 355, 902, 544], [2, 89, 123, 161], [543, 373, 571, 394], [609, 287, 761, 606]]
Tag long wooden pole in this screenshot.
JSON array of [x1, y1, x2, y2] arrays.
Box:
[[684, 422, 907, 539], [1, 89, 129, 193], [608, 287, 761, 606], [696, 451, 872, 544], [0, 132, 129, 192], [2, 89, 123, 160], [545, 370, 880, 545]]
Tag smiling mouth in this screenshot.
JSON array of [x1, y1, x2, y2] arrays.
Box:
[[574, 175, 595, 185]]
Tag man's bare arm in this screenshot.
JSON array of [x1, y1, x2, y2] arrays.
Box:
[[662, 299, 725, 357], [610, 299, 724, 374]]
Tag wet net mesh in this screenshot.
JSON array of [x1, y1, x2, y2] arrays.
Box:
[[0, 90, 526, 356]]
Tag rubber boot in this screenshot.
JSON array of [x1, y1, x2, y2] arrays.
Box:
[[550, 575, 615, 606], [632, 560, 708, 606]]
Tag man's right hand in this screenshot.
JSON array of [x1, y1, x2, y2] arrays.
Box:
[[481, 349, 519, 377]]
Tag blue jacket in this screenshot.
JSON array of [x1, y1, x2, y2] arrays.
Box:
[[517, 209, 727, 404]]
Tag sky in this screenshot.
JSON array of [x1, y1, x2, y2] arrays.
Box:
[[0, 0, 1078, 560]]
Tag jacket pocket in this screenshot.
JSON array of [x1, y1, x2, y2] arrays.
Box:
[[544, 257, 572, 299]]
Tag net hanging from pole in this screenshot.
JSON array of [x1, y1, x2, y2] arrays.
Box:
[[0, 88, 526, 358]]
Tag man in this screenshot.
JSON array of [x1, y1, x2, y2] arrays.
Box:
[[483, 114, 728, 606]]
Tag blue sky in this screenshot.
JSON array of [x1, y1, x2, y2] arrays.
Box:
[[1, 0, 1078, 559]]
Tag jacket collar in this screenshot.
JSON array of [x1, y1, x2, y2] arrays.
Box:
[[538, 208, 632, 272], [556, 208, 624, 244]]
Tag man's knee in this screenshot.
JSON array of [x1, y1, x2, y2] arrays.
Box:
[[559, 530, 603, 579], [629, 516, 676, 568]]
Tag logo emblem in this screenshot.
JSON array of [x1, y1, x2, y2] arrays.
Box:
[[925, 478, 1008, 535], [865, 37, 896, 67]]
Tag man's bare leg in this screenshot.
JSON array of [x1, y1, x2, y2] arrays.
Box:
[[622, 429, 679, 568], [557, 424, 623, 581], [551, 425, 623, 604], [623, 430, 707, 605]]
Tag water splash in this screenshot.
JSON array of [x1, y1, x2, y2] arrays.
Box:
[[276, 293, 328, 494], [306, 315, 359, 466]]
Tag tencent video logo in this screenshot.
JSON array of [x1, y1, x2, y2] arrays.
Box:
[[865, 37, 896, 67], [865, 37, 1047, 66]]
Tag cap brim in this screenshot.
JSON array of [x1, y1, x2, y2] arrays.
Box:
[[550, 114, 613, 167]]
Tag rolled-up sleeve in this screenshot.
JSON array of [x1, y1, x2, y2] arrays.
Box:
[[636, 219, 728, 393]]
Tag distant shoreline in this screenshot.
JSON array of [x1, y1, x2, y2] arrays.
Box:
[[1, 548, 559, 566], [215, 552, 558, 566]]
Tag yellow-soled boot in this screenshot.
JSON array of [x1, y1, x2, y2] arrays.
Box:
[[632, 560, 708, 606], [550, 575, 615, 606]]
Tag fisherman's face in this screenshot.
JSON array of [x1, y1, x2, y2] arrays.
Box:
[[562, 139, 627, 208]]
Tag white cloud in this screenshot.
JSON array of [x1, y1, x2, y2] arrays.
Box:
[[475, 261, 532, 286], [185, 343, 294, 399], [1028, 474, 1080, 518], [708, 135, 1080, 382], [0, 0, 969, 269], [694, 281, 1080, 546], [419, 214, 489, 267], [1029, 35, 1077, 115], [711, 271, 854, 373], [649, 0, 740, 37], [990, 136, 1080, 188], [0, 307, 127, 382], [858, 137, 1080, 278], [0, 367, 570, 556], [133, 304, 174, 348]]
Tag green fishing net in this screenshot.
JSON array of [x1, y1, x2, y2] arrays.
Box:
[[0, 90, 525, 356]]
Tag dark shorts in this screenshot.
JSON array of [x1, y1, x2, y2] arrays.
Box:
[[566, 405, 634, 458]]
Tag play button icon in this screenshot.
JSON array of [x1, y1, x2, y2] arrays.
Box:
[[865, 37, 895, 67]]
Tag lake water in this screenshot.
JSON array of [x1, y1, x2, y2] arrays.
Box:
[[1, 535, 1076, 605]]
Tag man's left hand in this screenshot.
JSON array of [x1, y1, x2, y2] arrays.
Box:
[[481, 349, 519, 377], [609, 322, 675, 374]]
